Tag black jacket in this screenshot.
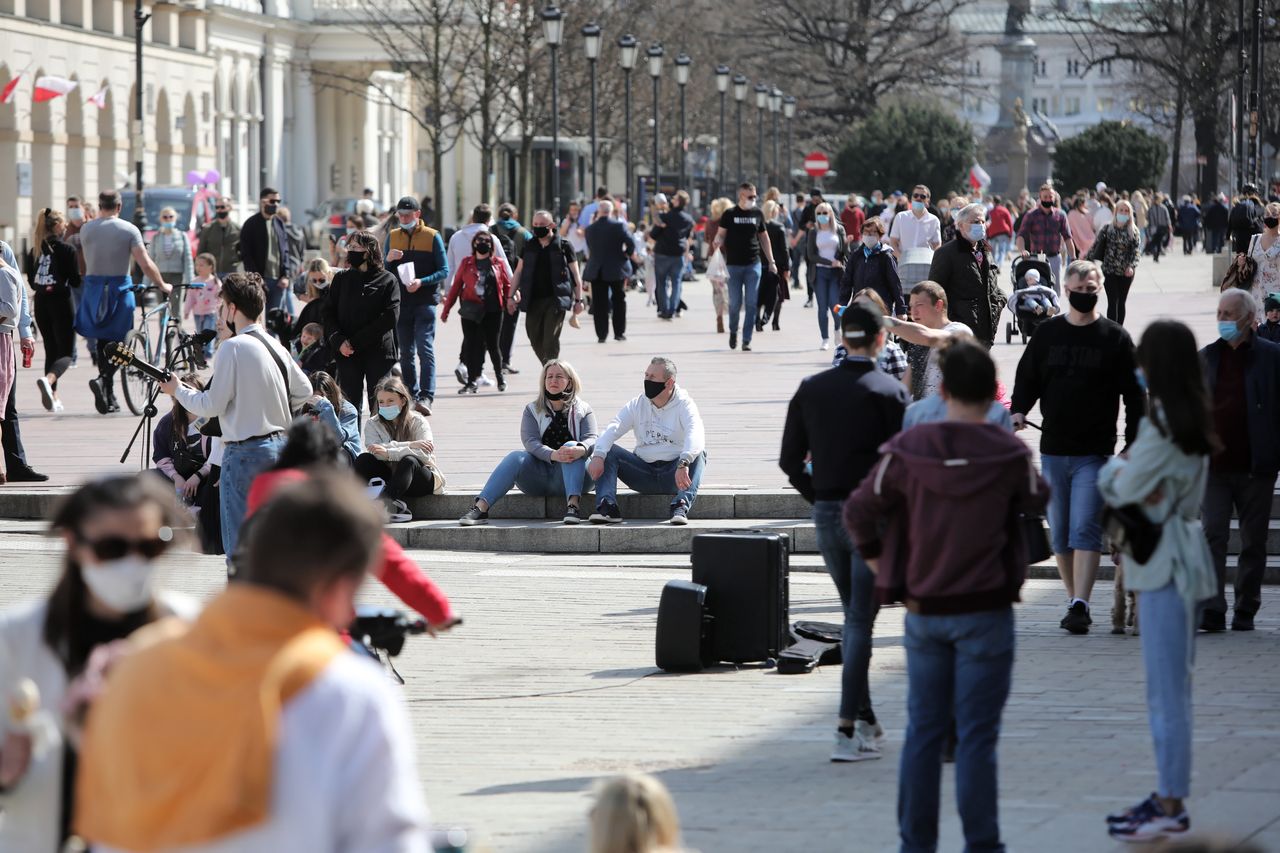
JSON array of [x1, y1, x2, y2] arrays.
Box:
[[1203, 200, 1230, 231], [515, 235, 576, 310], [779, 358, 909, 503], [650, 208, 695, 257], [928, 237, 1000, 346], [1229, 199, 1263, 254], [805, 225, 848, 288], [238, 213, 293, 281], [583, 218, 635, 282], [323, 267, 400, 360], [1201, 335, 1280, 476], [28, 237, 81, 294], [839, 244, 903, 314]]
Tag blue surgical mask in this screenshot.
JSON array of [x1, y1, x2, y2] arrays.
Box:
[[911, 201, 925, 214], [967, 223, 986, 242], [1219, 320, 1242, 343], [1134, 368, 1148, 392], [378, 404, 402, 420], [400, 220, 417, 231], [1115, 213, 1130, 225], [160, 221, 175, 230], [816, 214, 830, 225]]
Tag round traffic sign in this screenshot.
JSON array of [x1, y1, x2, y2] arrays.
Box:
[[803, 151, 829, 178]]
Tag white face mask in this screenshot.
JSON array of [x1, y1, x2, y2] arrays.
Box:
[[68, 207, 84, 223], [861, 235, 878, 249], [81, 556, 157, 613]]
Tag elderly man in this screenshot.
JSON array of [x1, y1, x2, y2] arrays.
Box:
[[927, 203, 1002, 348], [1200, 289, 1280, 632]]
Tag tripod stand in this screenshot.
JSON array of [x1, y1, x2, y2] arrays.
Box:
[[118, 334, 208, 470]]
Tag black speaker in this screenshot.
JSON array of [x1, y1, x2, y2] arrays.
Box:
[[655, 580, 712, 672], [691, 531, 790, 663]]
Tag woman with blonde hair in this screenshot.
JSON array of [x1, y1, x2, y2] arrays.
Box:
[[28, 207, 79, 412], [460, 358, 597, 525], [705, 197, 733, 334], [292, 256, 333, 341], [1246, 200, 1280, 320], [1086, 198, 1142, 325], [805, 200, 849, 350], [147, 205, 193, 319], [589, 772, 683, 853]]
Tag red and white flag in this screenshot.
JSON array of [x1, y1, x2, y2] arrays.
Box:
[[969, 163, 992, 191], [86, 85, 108, 109], [33, 76, 77, 103], [0, 74, 22, 105]]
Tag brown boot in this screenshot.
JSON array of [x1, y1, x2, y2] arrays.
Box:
[[716, 315, 725, 334]]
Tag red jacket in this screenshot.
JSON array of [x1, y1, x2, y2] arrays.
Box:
[[246, 469, 455, 625], [988, 204, 1014, 239], [440, 255, 512, 321], [840, 205, 865, 240], [843, 422, 1049, 615]]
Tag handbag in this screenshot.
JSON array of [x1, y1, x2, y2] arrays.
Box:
[[1102, 503, 1163, 564], [1019, 514, 1052, 565], [458, 297, 486, 322], [1221, 234, 1259, 292]]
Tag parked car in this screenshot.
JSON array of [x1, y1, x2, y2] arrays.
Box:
[[119, 186, 217, 254], [306, 196, 382, 249]]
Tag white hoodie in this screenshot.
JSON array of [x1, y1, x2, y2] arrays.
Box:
[[593, 387, 705, 464], [444, 223, 510, 292]]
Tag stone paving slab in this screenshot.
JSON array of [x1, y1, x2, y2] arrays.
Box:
[[0, 535, 1276, 853]]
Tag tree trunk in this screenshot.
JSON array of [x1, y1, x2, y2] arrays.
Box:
[[1169, 82, 1185, 198], [432, 140, 444, 232], [518, 135, 534, 219], [1194, 111, 1220, 203]]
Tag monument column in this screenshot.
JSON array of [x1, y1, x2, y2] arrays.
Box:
[[983, 0, 1036, 198]]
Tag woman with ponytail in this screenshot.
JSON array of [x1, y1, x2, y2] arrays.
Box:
[[29, 208, 80, 412]]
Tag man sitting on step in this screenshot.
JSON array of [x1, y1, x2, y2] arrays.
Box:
[[587, 356, 706, 526]]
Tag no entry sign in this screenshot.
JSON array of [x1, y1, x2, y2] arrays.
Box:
[[803, 151, 829, 178]]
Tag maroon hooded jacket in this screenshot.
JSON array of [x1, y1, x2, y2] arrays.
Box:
[[843, 421, 1049, 615]]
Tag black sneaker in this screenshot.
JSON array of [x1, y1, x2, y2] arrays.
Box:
[[1231, 612, 1254, 631], [1200, 610, 1227, 632], [5, 466, 49, 483], [457, 381, 478, 395], [563, 503, 583, 524], [89, 377, 109, 415], [742, 342, 752, 352], [497, 375, 507, 392], [668, 501, 689, 525], [502, 363, 520, 374], [614, 334, 626, 341], [589, 500, 623, 524], [459, 505, 489, 526], [729, 332, 738, 350], [1063, 600, 1090, 635]]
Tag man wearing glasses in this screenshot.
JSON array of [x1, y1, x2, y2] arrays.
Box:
[[713, 183, 778, 352], [889, 185, 942, 293], [199, 196, 242, 280], [238, 187, 292, 314]]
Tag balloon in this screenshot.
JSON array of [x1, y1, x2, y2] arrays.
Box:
[[185, 170, 203, 186], [203, 169, 221, 185]]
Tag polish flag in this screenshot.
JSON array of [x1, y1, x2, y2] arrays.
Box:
[[86, 85, 108, 109], [33, 76, 78, 103], [969, 163, 991, 191], [0, 74, 21, 105]]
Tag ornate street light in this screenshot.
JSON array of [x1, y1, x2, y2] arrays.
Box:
[[541, 4, 564, 214]]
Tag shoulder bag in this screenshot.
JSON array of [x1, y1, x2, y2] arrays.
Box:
[[1221, 234, 1259, 292], [197, 331, 296, 438], [1102, 503, 1163, 564]]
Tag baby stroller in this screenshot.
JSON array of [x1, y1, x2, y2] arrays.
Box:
[[1005, 255, 1057, 344]]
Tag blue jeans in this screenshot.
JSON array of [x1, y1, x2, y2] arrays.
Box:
[[220, 433, 286, 557], [397, 301, 437, 402], [813, 500, 876, 722], [1041, 454, 1105, 554], [193, 313, 217, 358], [595, 447, 705, 510], [478, 450, 593, 507], [1139, 582, 1198, 799], [814, 266, 842, 341], [991, 234, 1011, 267], [726, 263, 761, 344], [654, 254, 684, 317], [900, 607, 1015, 853]]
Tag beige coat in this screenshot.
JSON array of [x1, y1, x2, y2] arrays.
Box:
[[360, 411, 446, 493]]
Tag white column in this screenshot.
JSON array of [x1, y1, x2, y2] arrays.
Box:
[[362, 81, 379, 198], [315, 84, 335, 196], [291, 64, 317, 214]]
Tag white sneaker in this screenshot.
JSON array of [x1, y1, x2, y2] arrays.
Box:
[[52, 399, 65, 413], [830, 729, 882, 762], [454, 361, 467, 385], [387, 498, 413, 524], [820, 339, 831, 351], [35, 377, 54, 411], [477, 373, 495, 387], [856, 719, 886, 747]]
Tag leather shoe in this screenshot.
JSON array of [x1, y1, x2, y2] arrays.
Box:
[[1199, 610, 1227, 632], [1231, 612, 1256, 631], [5, 466, 49, 483]]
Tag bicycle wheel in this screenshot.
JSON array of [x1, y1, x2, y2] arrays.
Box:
[[120, 333, 153, 416]]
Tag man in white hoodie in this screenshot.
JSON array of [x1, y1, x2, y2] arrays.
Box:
[[587, 356, 706, 524]]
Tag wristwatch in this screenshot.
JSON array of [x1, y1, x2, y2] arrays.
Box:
[[676, 460, 690, 470]]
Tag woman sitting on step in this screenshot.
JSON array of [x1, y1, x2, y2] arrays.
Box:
[[354, 375, 446, 523], [460, 359, 597, 526]]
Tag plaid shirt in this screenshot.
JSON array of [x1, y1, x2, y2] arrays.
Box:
[[1017, 207, 1072, 255], [832, 339, 908, 380]]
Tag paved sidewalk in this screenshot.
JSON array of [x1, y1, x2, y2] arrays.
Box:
[[0, 534, 1276, 853], [6, 253, 1222, 489]]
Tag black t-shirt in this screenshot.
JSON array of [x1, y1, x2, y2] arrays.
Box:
[[718, 206, 767, 266], [532, 242, 553, 299], [475, 258, 501, 313], [541, 406, 573, 448]]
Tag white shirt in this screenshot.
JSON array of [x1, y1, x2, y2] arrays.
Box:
[[921, 321, 972, 398], [815, 230, 840, 262], [593, 387, 705, 464], [1093, 206, 1114, 231], [891, 210, 942, 250], [174, 325, 312, 442], [100, 653, 430, 853], [444, 224, 510, 293]]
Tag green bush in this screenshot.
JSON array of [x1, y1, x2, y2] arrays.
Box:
[[833, 100, 975, 195], [1051, 121, 1168, 194]]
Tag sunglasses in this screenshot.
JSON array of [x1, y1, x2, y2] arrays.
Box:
[[215, 206, 229, 212], [746, 195, 758, 201], [80, 535, 170, 561], [912, 193, 929, 200], [308, 278, 327, 286]]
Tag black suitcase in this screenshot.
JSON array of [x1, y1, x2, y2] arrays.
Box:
[[655, 580, 712, 672], [690, 531, 790, 664]]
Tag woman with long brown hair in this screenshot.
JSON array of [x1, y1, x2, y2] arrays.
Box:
[[29, 207, 80, 412], [354, 375, 444, 522], [321, 230, 400, 416]]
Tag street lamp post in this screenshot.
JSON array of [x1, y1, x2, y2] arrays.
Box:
[[619, 35, 638, 221], [541, 4, 563, 215], [648, 42, 664, 205], [674, 53, 691, 191], [754, 83, 767, 191], [715, 65, 730, 194], [582, 22, 601, 194], [769, 87, 782, 188], [783, 96, 796, 190], [733, 74, 747, 184], [132, 0, 152, 229]]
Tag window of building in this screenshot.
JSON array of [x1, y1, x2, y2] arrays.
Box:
[[1098, 97, 1115, 113], [1034, 58, 1047, 77], [1066, 59, 1081, 77], [1099, 59, 1113, 77], [1065, 96, 1081, 116], [1031, 96, 1049, 115]]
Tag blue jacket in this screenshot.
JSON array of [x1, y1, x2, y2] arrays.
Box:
[[315, 397, 363, 464], [1201, 335, 1280, 476], [583, 218, 635, 282]]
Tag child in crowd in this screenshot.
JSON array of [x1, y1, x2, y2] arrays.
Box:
[[184, 253, 221, 359], [1259, 295, 1280, 344], [295, 322, 332, 376], [1015, 268, 1059, 316]]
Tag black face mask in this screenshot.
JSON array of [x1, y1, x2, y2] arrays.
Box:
[[532, 225, 551, 239], [545, 390, 568, 401], [264, 203, 279, 216], [644, 379, 667, 400], [346, 250, 367, 268], [473, 243, 492, 256], [216, 210, 229, 220], [1266, 217, 1279, 229], [1067, 290, 1098, 313], [1040, 198, 1054, 209]]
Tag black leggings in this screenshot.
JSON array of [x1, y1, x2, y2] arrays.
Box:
[[336, 355, 397, 418], [1103, 273, 1134, 326], [354, 453, 435, 500], [590, 279, 627, 340], [462, 312, 502, 383], [33, 289, 74, 389]]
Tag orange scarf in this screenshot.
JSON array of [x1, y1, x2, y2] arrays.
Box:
[[75, 584, 347, 851]]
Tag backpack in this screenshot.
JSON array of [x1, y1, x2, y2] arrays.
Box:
[[490, 223, 517, 262]]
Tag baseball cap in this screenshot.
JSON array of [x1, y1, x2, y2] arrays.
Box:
[[891, 190, 904, 197], [1265, 294, 1280, 313], [841, 302, 884, 343], [395, 196, 420, 212]]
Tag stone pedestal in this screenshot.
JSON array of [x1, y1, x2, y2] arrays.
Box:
[[982, 34, 1036, 198]]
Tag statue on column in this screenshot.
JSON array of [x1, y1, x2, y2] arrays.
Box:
[[1005, 0, 1031, 35]]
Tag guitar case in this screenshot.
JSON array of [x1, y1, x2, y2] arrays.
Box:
[[777, 622, 843, 675]]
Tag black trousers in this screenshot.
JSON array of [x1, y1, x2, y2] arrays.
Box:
[[336, 354, 397, 417], [33, 289, 75, 390], [1202, 470, 1276, 618], [462, 312, 502, 383], [1, 373, 30, 472], [95, 340, 120, 394], [1102, 273, 1134, 327], [590, 279, 626, 340], [499, 308, 519, 368], [1182, 232, 1196, 254], [354, 453, 435, 501]]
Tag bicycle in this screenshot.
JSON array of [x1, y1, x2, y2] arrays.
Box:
[[119, 283, 209, 416]]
